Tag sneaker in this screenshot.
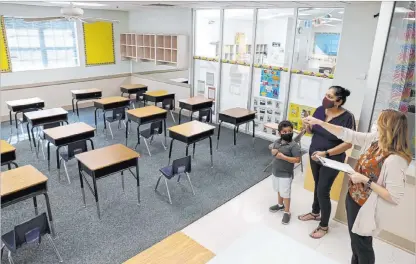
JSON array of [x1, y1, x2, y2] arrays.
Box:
[[269, 204, 285, 213], [282, 213, 291, 225]]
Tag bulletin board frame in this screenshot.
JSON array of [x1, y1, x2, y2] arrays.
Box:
[[83, 21, 116, 66], [0, 16, 11, 73]]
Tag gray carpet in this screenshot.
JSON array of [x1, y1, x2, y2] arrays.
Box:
[[1, 107, 271, 264]]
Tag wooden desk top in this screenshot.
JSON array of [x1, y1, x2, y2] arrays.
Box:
[[220, 107, 255, 118], [179, 97, 213, 105], [124, 232, 215, 264], [44, 122, 95, 140], [75, 144, 140, 171], [6, 97, 44, 107], [169, 120, 214, 137], [1, 165, 48, 197], [127, 106, 167, 118], [121, 84, 147, 90], [71, 88, 101, 94], [0, 140, 16, 154], [264, 122, 279, 130], [94, 96, 130, 105], [24, 108, 68, 120], [145, 90, 169, 97]]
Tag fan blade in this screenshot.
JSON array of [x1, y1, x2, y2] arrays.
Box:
[[81, 17, 120, 23], [24, 17, 65, 22]]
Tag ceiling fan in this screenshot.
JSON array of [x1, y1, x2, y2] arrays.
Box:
[[23, 2, 119, 23]]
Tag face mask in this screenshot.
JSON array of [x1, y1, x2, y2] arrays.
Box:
[[322, 97, 335, 109], [281, 133, 293, 142]]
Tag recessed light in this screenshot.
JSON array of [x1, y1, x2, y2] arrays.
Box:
[[395, 7, 413, 13], [338, 11, 344, 14]]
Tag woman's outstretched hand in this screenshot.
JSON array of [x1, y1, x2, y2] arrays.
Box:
[[302, 116, 323, 126]]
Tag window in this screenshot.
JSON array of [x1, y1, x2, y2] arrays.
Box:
[[4, 17, 79, 71]]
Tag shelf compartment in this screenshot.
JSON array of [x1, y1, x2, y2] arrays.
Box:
[[143, 35, 150, 47], [172, 50, 177, 63], [164, 35, 172, 49], [121, 34, 127, 45], [137, 34, 144, 46], [150, 48, 155, 60], [172, 36, 177, 49], [144, 47, 151, 59], [156, 48, 164, 61], [150, 35, 155, 47], [164, 49, 172, 62], [137, 47, 144, 58], [156, 35, 164, 48]]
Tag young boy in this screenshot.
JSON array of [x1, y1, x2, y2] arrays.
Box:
[[269, 120, 301, 225]]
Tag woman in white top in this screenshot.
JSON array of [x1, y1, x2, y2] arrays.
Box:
[[303, 109, 412, 264]]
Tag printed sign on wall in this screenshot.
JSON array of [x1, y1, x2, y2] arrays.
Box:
[[288, 103, 316, 135], [260, 69, 280, 99]]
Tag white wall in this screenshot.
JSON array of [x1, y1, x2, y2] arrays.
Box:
[[333, 2, 381, 117], [257, 18, 289, 65], [0, 3, 130, 87], [128, 8, 192, 73]]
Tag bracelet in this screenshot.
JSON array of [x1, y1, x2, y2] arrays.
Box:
[[325, 151, 330, 157], [366, 179, 373, 189]]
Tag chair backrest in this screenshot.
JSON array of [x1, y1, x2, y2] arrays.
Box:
[[136, 90, 146, 98], [13, 213, 50, 250], [67, 140, 88, 159], [198, 109, 211, 123], [150, 120, 163, 135], [43, 122, 61, 130], [112, 107, 126, 120], [172, 156, 191, 174], [162, 98, 174, 110]]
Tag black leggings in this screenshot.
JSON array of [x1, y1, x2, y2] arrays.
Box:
[[346, 194, 375, 264], [310, 157, 341, 227]]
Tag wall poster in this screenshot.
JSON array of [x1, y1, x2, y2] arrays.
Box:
[[288, 103, 316, 135], [260, 69, 280, 99]]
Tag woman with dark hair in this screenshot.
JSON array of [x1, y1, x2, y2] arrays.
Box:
[[298, 86, 356, 239]]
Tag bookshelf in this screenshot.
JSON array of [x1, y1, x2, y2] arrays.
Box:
[[223, 43, 268, 63], [120, 33, 187, 67]]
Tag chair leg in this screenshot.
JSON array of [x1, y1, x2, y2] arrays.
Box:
[[170, 110, 176, 123], [58, 158, 63, 181], [164, 178, 172, 204], [263, 160, 273, 172], [108, 122, 114, 139], [8, 250, 14, 264], [161, 137, 167, 150], [41, 139, 46, 160], [150, 135, 154, 145], [63, 161, 70, 184], [46, 234, 63, 263], [186, 172, 195, 195], [155, 175, 162, 190], [121, 171, 125, 192], [143, 138, 151, 156]]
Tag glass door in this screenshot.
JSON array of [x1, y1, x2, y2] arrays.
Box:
[[193, 9, 221, 121]]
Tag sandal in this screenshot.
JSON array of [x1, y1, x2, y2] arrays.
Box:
[[309, 226, 328, 239], [298, 212, 321, 221]]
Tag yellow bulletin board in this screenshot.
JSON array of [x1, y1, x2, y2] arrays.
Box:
[[0, 16, 11, 73], [83, 21, 115, 66], [288, 103, 316, 136]]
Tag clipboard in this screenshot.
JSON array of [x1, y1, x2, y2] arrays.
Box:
[[318, 156, 355, 174]]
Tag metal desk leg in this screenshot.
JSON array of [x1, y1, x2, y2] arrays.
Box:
[[88, 139, 95, 150], [72, 98, 75, 115], [56, 146, 61, 180], [92, 174, 100, 219], [252, 120, 255, 148], [31, 126, 37, 148], [102, 111, 106, 130], [121, 171, 125, 192], [163, 119, 167, 145], [75, 100, 80, 119], [44, 193, 56, 237], [9, 111, 12, 139], [192, 143, 196, 158], [186, 144, 189, 156], [27, 123, 32, 150], [33, 197, 38, 215], [78, 162, 86, 207], [216, 121, 222, 150], [136, 159, 140, 204], [47, 142, 51, 171], [178, 108, 183, 124], [190, 111, 193, 121], [125, 120, 129, 146], [94, 108, 98, 128], [168, 139, 174, 165], [233, 126, 237, 146], [7, 163, 11, 170], [209, 136, 213, 167]]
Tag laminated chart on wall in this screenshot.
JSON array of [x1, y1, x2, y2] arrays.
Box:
[[288, 103, 316, 135], [0, 16, 11, 72], [83, 21, 115, 66], [260, 69, 280, 99]]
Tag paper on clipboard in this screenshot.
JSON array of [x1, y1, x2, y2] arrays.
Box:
[[318, 156, 355, 174]]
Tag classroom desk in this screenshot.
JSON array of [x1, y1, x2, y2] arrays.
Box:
[[1, 165, 56, 236], [217, 108, 256, 149], [75, 144, 140, 219], [168, 120, 215, 166], [178, 97, 214, 124], [44, 122, 95, 173], [71, 88, 102, 118], [126, 106, 167, 146], [0, 140, 18, 169], [120, 84, 148, 98], [24, 108, 69, 149], [93, 96, 130, 129], [6, 97, 45, 136], [143, 90, 175, 107]]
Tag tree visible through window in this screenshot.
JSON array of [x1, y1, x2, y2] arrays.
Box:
[[4, 17, 79, 71]]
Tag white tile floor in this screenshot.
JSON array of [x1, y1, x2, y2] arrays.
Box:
[[182, 163, 415, 264]]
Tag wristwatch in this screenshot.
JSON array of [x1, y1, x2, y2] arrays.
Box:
[[325, 151, 330, 158], [366, 179, 373, 189]]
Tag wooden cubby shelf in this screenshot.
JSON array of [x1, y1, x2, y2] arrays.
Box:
[[120, 33, 188, 67]]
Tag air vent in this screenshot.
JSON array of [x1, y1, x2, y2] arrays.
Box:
[[146, 3, 175, 7]]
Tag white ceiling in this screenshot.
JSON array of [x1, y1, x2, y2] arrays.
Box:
[[0, 1, 355, 11]]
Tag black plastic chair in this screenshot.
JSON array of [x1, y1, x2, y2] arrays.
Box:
[[162, 98, 176, 123], [135, 90, 146, 108], [59, 140, 88, 184], [1, 213, 63, 263], [155, 156, 194, 204], [105, 107, 126, 139], [37, 122, 62, 159], [198, 109, 211, 123], [137, 121, 166, 156]]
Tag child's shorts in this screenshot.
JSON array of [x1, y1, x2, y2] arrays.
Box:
[[272, 175, 293, 198]]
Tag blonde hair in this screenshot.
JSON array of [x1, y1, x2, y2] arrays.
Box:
[[377, 109, 412, 164]]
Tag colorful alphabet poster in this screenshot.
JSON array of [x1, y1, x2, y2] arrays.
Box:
[[260, 69, 280, 99], [288, 103, 316, 135]]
